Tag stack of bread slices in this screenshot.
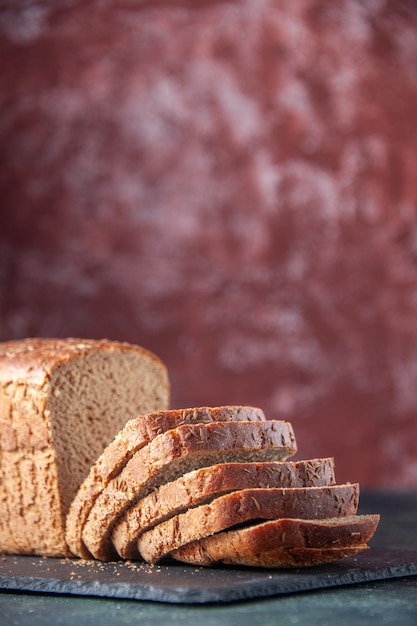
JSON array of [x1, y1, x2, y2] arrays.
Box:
[[67, 405, 379, 568], [0, 338, 379, 567]]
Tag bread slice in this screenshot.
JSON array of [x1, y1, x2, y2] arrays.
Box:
[[66, 406, 266, 558], [174, 543, 369, 568], [137, 483, 359, 564], [0, 337, 169, 557], [171, 514, 380, 567], [112, 458, 336, 559], [81, 420, 297, 560]]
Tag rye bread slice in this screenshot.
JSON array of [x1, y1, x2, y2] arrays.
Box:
[[66, 406, 266, 557], [176, 544, 369, 568], [137, 483, 359, 564], [81, 420, 297, 561], [112, 458, 336, 559], [171, 514, 380, 567]]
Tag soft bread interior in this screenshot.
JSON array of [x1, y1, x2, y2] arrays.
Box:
[[48, 349, 169, 516]]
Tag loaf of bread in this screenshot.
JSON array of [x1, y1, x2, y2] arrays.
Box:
[[80, 419, 297, 560], [0, 337, 169, 556], [0, 338, 379, 567], [171, 515, 380, 567], [137, 484, 360, 564], [66, 405, 266, 558], [112, 457, 336, 559]]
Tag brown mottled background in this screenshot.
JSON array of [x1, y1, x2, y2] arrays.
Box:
[[1, 0, 417, 488]]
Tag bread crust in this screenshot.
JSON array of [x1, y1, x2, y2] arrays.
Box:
[[0, 338, 166, 389], [171, 514, 380, 566], [138, 483, 359, 563], [81, 420, 297, 560], [112, 458, 336, 559], [66, 406, 267, 557]]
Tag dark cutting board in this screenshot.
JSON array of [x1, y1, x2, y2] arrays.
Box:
[[1, 548, 416, 604]]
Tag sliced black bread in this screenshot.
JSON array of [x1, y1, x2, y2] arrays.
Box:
[[81, 419, 297, 560], [112, 457, 336, 559], [66, 405, 266, 557], [137, 483, 359, 564], [171, 514, 380, 567], [176, 545, 368, 568]]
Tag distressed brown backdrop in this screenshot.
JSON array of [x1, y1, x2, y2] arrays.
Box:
[[1, 0, 417, 488]]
